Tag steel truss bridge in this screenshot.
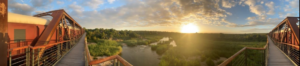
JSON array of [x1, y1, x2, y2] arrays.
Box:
[[219, 17, 299, 66], [4, 9, 299, 66]]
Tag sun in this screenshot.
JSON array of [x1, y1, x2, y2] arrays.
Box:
[[180, 23, 199, 33]]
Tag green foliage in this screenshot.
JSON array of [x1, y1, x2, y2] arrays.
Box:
[[88, 40, 122, 56], [206, 58, 215, 66], [155, 44, 171, 55], [123, 39, 138, 46], [151, 45, 158, 50], [86, 28, 140, 42], [216, 60, 224, 65]]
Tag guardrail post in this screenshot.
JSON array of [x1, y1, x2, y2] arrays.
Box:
[[32, 49, 34, 66], [114, 59, 117, 66], [9, 51, 11, 66], [37, 49, 40, 66], [117, 61, 120, 66], [57, 44, 61, 60], [245, 49, 247, 66], [26, 48, 30, 66], [263, 48, 266, 66]]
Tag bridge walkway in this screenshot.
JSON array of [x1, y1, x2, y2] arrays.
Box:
[[267, 36, 295, 66], [56, 33, 86, 66]]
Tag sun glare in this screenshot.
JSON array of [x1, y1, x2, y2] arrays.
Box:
[[180, 23, 199, 33]]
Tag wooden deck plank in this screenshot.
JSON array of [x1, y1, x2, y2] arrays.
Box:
[[55, 34, 86, 66], [267, 36, 295, 66]]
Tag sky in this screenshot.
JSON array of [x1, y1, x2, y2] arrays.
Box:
[[8, 0, 299, 33]]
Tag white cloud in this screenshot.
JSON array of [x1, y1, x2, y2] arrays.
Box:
[[83, 0, 104, 9], [260, 1, 264, 4], [35, 11, 45, 14], [289, 0, 299, 8], [249, 5, 265, 15], [265, 1, 274, 15], [8, 0, 35, 15], [240, 28, 272, 33], [244, 0, 256, 6], [69, 2, 84, 15], [31, 0, 53, 7], [247, 16, 256, 20], [68, 0, 236, 28], [57, 1, 64, 5], [239, 18, 284, 27], [243, 0, 266, 16], [108, 0, 116, 4], [222, 0, 236, 8]]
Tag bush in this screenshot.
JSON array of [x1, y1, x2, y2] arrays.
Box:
[[137, 40, 149, 45], [206, 58, 215, 66], [123, 39, 138, 46], [151, 45, 158, 50], [88, 40, 122, 56]]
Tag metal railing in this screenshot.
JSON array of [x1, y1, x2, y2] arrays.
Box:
[[84, 37, 132, 66], [219, 38, 269, 66], [271, 38, 299, 65], [7, 35, 83, 66]]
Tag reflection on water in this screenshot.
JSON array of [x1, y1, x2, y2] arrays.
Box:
[[150, 37, 170, 45], [150, 37, 177, 47], [170, 40, 177, 47], [121, 45, 161, 66]]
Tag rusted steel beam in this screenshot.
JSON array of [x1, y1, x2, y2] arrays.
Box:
[[33, 10, 64, 58], [62, 12, 82, 28], [270, 17, 299, 42], [33, 13, 51, 17], [116, 56, 133, 66], [89, 55, 118, 65], [0, 0, 7, 65], [286, 17, 299, 44], [88, 55, 133, 66], [33, 10, 64, 46]]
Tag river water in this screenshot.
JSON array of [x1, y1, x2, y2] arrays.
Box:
[[120, 37, 177, 66], [121, 45, 161, 66]]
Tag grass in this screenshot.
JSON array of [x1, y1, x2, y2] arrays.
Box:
[[157, 33, 267, 66]]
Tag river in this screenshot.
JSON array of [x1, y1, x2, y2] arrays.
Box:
[[121, 45, 161, 66], [120, 37, 176, 66]]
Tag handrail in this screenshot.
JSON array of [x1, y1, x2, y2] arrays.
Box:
[[84, 34, 132, 66], [219, 37, 269, 66], [84, 37, 92, 66], [89, 55, 132, 66], [7, 45, 32, 51], [7, 39, 73, 51], [218, 47, 247, 66], [270, 38, 299, 50]]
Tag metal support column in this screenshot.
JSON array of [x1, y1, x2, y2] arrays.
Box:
[[0, 0, 8, 65]]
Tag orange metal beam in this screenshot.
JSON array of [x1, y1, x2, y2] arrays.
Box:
[[33, 10, 64, 46], [0, 0, 8, 65], [89, 55, 133, 66]]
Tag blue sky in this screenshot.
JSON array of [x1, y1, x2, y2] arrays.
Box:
[[8, 0, 299, 33]]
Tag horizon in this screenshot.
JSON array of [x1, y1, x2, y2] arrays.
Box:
[[8, 0, 299, 33], [87, 28, 269, 34]]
